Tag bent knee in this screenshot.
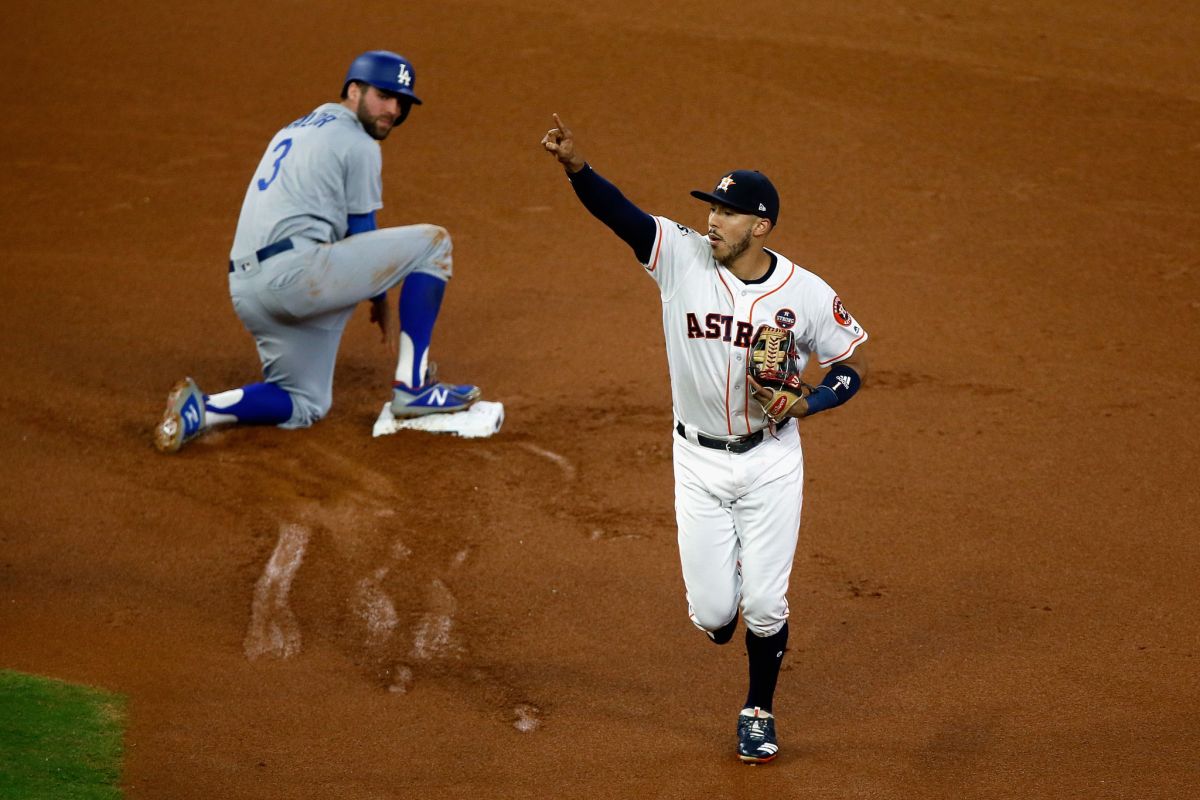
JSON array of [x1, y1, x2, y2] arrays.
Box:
[[279, 392, 331, 430], [415, 224, 453, 280], [689, 597, 739, 633], [741, 595, 787, 637]]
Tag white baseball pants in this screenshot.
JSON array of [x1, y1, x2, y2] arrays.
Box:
[[673, 422, 803, 637]]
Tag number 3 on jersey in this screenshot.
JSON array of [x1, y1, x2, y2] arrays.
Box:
[[257, 138, 293, 191]]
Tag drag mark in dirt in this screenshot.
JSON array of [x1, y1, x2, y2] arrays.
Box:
[[244, 523, 312, 660], [519, 443, 576, 481]]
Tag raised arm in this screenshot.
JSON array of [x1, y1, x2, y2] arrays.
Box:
[[542, 114, 657, 264]]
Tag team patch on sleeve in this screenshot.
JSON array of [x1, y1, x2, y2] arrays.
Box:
[[675, 223, 692, 237], [832, 296, 853, 327]]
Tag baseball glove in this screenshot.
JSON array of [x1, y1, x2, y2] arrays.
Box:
[[748, 326, 805, 421]]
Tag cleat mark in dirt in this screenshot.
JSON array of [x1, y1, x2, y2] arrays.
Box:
[[513, 704, 540, 732], [411, 578, 460, 660], [354, 566, 400, 646], [244, 523, 312, 660], [388, 665, 414, 693]]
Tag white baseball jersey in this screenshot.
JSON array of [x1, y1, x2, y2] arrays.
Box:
[[643, 216, 867, 440], [231, 103, 383, 258]]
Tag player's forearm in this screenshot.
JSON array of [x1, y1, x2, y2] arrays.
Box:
[[801, 357, 866, 417], [567, 164, 657, 264]]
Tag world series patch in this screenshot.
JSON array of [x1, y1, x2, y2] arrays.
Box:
[[775, 308, 796, 329], [832, 296, 852, 327]]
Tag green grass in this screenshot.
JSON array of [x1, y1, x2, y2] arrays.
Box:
[[0, 670, 126, 799]]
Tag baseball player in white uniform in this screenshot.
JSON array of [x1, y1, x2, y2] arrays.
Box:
[[155, 50, 481, 453], [542, 115, 869, 763]]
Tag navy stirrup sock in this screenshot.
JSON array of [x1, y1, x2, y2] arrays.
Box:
[[744, 621, 789, 712]]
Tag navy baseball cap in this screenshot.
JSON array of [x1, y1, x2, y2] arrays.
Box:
[[691, 170, 779, 225], [342, 50, 422, 104]]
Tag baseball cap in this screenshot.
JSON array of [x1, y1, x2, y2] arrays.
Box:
[[690, 170, 779, 226]]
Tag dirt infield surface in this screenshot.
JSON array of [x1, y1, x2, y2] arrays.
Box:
[[2, 1, 1198, 797]]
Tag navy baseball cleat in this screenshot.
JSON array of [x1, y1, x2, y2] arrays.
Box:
[[154, 378, 207, 453], [390, 379, 481, 417], [737, 707, 779, 763]]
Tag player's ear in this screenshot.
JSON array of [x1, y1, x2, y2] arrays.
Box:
[[754, 218, 772, 238]]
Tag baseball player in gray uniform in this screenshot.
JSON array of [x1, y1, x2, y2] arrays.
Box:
[[543, 115, 869, 763], [155, 50, 480, 453]]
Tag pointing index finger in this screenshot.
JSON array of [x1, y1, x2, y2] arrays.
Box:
[[552, 113, 569, 136]]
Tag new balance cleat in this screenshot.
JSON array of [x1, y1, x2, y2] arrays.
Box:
[[390, 380, 480, 417], [737, 707, 779, 764], [154, 378, 207, 453]]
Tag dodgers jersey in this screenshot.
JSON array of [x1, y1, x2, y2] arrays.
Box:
[[231, 103, 383, 258], [644, 217, 868, 439]]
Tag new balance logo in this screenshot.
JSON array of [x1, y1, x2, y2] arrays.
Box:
[[397, 65, 412, 86], [183, 404, 200, 428], [428, 387, 449, 405]]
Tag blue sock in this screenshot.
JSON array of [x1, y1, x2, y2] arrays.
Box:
[[396, 272, 447, 388], [204, 382, 293, 426]]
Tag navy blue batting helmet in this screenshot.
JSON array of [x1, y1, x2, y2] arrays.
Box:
[[342, 50, 422, 105]]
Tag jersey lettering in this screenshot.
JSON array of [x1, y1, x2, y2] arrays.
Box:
[[721, 316, 734, 342], [733, 322, 754, 348], [686, 313, 704, 339], [704, 313, 723, 339], [286, 112, 338, 130], [257, 138, 293, 191]]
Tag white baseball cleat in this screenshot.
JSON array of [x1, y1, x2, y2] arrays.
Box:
[[154, 377, 207, 453]]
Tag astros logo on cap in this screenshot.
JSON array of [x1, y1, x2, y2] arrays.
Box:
[[717, 175, 736, 192]]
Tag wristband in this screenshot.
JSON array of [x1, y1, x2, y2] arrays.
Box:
[[802, 364, 861, 417]]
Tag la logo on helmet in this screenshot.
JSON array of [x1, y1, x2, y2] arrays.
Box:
[[397, 64, 412, 86]]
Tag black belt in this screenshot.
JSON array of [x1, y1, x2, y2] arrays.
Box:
[[676, 417, 790, 454], [229, 238, 295, 272]]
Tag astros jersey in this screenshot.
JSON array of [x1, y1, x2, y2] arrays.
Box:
[[231, 103, 383, 258], [644, 217, 867, 439]]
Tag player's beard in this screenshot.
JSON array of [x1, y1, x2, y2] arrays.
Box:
[[356, 97, 395, 141], [716, 226, 755, 266]]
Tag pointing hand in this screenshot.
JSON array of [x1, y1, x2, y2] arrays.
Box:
[[542, 113, 585, 173]]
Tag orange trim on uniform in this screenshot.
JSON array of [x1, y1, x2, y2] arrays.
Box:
[[646, 217, 663, 273], [742, 259, 796, 434], [819, 330, 866, 367], [715, 270, 737, 435]]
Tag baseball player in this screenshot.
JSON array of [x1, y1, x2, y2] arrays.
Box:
[[542, 115, 869, 763], [154, 50, 480, 453]]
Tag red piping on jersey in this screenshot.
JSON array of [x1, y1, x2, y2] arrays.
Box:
[[742, 259, 796, 434], [647, 217, 663, 273], [715, 270, 737, 435], [819, 330, 866, 367]]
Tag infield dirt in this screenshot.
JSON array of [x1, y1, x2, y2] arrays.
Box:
[[2, 1, 1198, 797]]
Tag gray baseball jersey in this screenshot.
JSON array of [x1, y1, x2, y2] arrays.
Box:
[[231, 102, 383, 257]]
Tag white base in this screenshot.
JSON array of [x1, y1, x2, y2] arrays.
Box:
[[373, 400, 504, 439]]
